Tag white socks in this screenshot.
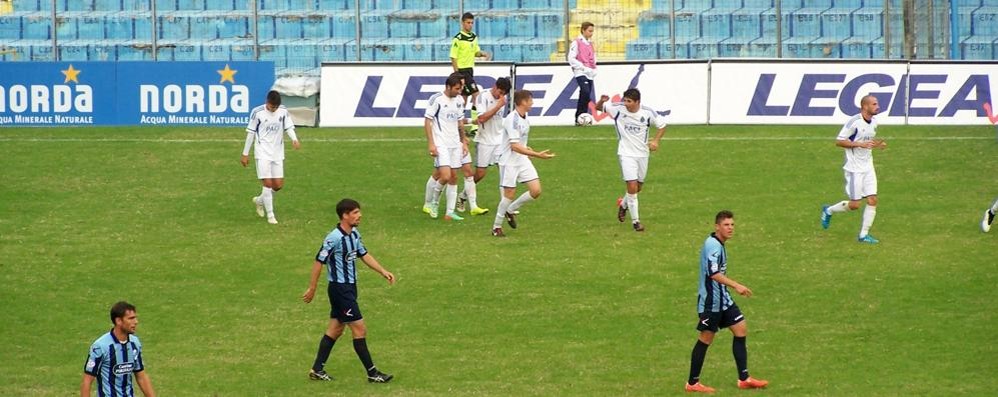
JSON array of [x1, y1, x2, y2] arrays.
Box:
[[462, 176, 478, 209], [494, 196, 512, 228], [860, 206, 877, 237], [429, 180, 443, 207], [445, 184, 458, 214], [826, 201, 850, 214], [424, 176, 438, 207], [261, 187, 274, 218], [508, 192, 535, 213], [626, 193, 639, 223], [990, 197, 998, 214]]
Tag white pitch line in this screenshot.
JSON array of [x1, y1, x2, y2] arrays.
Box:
[[0, 136, 991, 143]]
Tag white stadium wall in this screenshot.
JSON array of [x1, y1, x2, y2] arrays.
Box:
[[321, 60, 998, 127]]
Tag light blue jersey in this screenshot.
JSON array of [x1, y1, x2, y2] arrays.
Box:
[[315, 225, 368, 284], [83, 331, 145, 397], [698, 233, 734, 313]]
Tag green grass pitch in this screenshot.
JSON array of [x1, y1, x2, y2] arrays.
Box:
[[1, 124, 995, 396]]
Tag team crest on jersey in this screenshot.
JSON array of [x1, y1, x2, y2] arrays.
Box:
[[86, 360, 96, 370]]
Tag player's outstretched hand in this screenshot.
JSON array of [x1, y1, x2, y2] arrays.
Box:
[[382, 271, 396, 285], [240, 155, 249, 167], [428, 144, 438, 157], [873, 139, 887, 149], [734, 284, 752, 297], [302, 287, 316, 303], [536, 149, 556, 159], [292, 140, 301, 150]]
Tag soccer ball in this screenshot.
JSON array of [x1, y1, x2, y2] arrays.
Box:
[[576, 113, 594, 126]]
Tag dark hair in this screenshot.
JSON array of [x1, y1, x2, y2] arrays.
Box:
[[445, 74, 464, 89], [336, 199, 361, 219], [513, 89, 532, 105], [462, 12, 474, 21], [622, 88, 641, 102], [715, 210, 734, 224], [581, 22, 594, 32], [861, 94, 876, 106], [495, 77, 511, 93], [110, 301, 136, 324], [266, 90, 281, 106]]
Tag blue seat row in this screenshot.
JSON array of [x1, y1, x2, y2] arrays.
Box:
[[10, 0, 576, 12], [626, 36, 914, 60]]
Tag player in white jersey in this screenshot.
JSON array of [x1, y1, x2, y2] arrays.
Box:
[[819, 95, 887, 243], [595, 88, 667, 232], [491, 90, 556, 237], [982, 197, 998, 232], [422, 74, 469, 221], [457, 77, 511, 216], [241, 90, 300, 225]]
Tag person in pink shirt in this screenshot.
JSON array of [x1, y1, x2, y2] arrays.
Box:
[[567, 22, 597, 125]]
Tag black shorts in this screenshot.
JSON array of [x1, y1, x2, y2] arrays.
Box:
[[696, 304, 744, 333], [457, 68, 478, 96], [327, 283, 363, 323]]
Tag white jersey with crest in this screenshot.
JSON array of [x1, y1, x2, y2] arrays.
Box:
[[836, 114, 878, 173], [246, 105, 296, 161], [602, 102, 667, 158], [474, 91, 507, 146], [499, 110, 531, 167], [424, 92, 465, 149]]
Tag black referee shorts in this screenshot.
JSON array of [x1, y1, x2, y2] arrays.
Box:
[[457, 68, 479, 96], [327, 283, 363, 323]]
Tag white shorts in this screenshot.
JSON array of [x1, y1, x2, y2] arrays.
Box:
[[433, 146, 463, 169], [256, 159, 284, 179], [499, 162, 539, 188], [475, 143, 500, 168], [619, 155, 649, 182], [461, 151, 472, 166], [844, 169, 877, 200]]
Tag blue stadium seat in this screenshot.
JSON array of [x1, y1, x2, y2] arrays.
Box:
[[360, 11, 390, 39], [28, 40, 56, 60], [387, 12, 420, 37], [662, 41, 689, 58], [840, 38, 871, 58], [811, 39, 842, 57], [955, 0, 982, 7], [300, 14, 329, 38], [259, 0, 290, 10], [173, 42, 203, 60], [961, 36, 995, 59], [971, 7, 998, 36], [154, 0, 176, 10], [403, 0, 433, 10], [781, 36, 817, 58], [77, 15, 108, 40], [701, 10, 733, 39], [505, 13, 536, 38], [678, 0, 713, 13], [491, 0, 518, 10], [474, 13, 508, 38], [869, 37, 902, 59], [116, 41, 155, 60], [204, 0, 250, 9], [59, 43, 90, 61], [284, 39, 321, 67], [790, 11, 820, 37], [122, 0, 152, 11], [217, 14, 251, 38], [820, 8, 852, 38], [419, 13, 447, 37], [404, 38, 436, 60], [68, 0, 97, 11], [745, 37, 780, 57], [831, 0, 862, 9], [522, 38, 556, 62], [134, 15, 154, 39], [228, 38, 256, 60], [256, 14, 276, 39], [673, 11, 700, 40], [688, 38, 719, 59], [432, 37, 452, 61], [317, 38, 354, 62], [22, 13, 53, 40], [274, 14, 305, 38], [730, 11, 762, 39], [202, 40, 232, 60], [258, 42, 288, 66], [493, 38, 523, 61], [368, 39, 407, 61], [189, 13, 221, 39], [0, 15, 22, 40], [742, 0, 774, 8], [159, 14, 190, 39], [56, 15, 79, 40], [520, 0, 552, 9], [760, 8, 792, 39], [87, 43, 117, 61], [92, 0, 122, 11], [626, 38, 660, 60], [637, 11, 670, 37], [851, 7, 881, 38], [330, 12, 357, 38], [371, 0, 400, 11], [801, 0, 832, 8], [718, 36, 753, 57], [104, 15, 135, 40], [536, 12, 563, 38]]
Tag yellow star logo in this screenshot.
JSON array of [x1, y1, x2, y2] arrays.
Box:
[[217, 64, 237, 84], [61, 64, 81, 84]]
